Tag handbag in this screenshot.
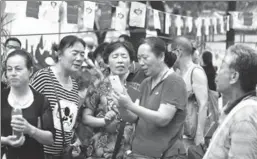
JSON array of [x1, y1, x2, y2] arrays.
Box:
[[184, 67, 219, 140], [48, 68, 74, 159], [184, 67, 199, 139]]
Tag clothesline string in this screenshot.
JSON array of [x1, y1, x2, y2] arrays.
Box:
[[0, 29, 174, 40]]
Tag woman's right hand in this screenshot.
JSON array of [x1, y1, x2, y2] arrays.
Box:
[[4, 135, 25, 147], [104, 110, 118, 133], [104, 110, 116, 124]]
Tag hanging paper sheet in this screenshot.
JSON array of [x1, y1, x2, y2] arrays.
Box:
[[153, 9, 161, 30], [186, 16, 193, 33], [66, 1, 79, 24], [40, 1, 61, 23], [165, 13, 171, 34], [26, 1, 40, 19], [97, 3, 112, 30], [115, 7, 128, 31], [129, 2, 146, 28], [212, 17, 218, 34], [146, 8, 154, 30], [204, 18, 210, 35], [230, 12, 257, 30], [195, 18, 202, 37], [83, 1, 96, 29], [175, 15, 183, 36], [226, 15, 230, 31]]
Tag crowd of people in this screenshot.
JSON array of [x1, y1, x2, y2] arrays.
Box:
[[1, 34, 257, 159]]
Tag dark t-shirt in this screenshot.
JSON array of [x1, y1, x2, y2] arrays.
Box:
[[132, 72, 187, 158], [1, 87, 54, 159]]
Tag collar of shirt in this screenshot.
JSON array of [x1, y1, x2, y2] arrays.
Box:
[[224, 90, 257, 114]]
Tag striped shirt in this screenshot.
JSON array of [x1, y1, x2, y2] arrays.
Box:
[[30, 67, 79, 155], [203, 96, 257, 159]]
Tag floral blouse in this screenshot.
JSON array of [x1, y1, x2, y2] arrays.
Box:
[[81, 68, 134, 159]]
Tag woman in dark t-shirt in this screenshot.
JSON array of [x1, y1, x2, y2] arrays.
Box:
[[1, 50, 54, 159], [114, 37, 187, 159]]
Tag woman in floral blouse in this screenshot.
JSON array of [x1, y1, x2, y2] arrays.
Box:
[[81, 41, 139, 159]]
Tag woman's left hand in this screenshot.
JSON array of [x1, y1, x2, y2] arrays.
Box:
[[11, 116, 32, 135], [112, 90, 133, 109]]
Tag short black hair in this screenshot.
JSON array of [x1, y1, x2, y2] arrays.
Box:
[[103, 41, 135, 64], [140, 37, 175, 68], [4, 37, 22, 47], [228, 44, 257, 93], [140, 37, 166, 57]]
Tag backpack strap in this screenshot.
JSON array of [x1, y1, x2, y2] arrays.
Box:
[[190, 66, 206, 90]]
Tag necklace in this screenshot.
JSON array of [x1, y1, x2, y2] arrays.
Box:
[[151, 68, 170, 90], [8, 89, 34, 109]]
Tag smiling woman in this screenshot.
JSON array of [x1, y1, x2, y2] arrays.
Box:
[[81, 41, 138, 159], [30, 35, 86, 158]]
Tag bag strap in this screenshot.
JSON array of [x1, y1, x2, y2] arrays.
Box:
[[48, 67, 66, 148], [112, 120, 126, 159], [190, 66, 202, 90]]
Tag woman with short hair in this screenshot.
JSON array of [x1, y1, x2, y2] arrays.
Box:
[[113, 37, 188, 159], [82, 41, 138, 159], [1, 50, 54, 159], [30, 35, 86, 158]]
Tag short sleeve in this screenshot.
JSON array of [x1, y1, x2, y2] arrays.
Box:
[[161, 75, 187, 110], [84, 82, 101, 113], [30, 69, 46, 93], [41, 96, 55, 136], [139, 78, 148, 93]]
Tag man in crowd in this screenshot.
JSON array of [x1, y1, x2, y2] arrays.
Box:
[[4, 37, 21, 54], [1, 37, 22, 89], [171, 37, 209, 151], [203, 44, 257, 159]]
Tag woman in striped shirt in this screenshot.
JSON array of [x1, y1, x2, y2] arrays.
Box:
[[30, 35, 86, 159]]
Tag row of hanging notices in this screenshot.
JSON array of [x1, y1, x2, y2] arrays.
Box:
[[4, 1, 257, 36]]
